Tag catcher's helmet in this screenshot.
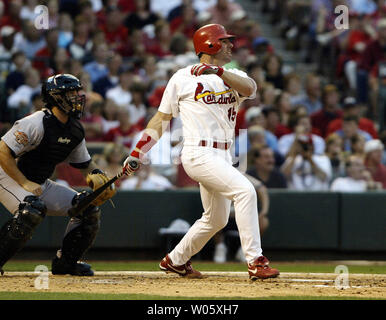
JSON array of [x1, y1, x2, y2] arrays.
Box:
[[193, 24, 235, 56], [42, 74, 86, 119]]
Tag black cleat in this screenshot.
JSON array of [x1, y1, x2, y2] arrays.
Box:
[[51, 257, 94, 276], [0, 268, 4, 276]]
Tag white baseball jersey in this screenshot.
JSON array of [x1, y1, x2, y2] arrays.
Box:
[[158, 66, 256, 145]]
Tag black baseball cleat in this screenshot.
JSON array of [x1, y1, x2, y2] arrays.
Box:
[[51, 256, 94, 276], [0, 268, 4, 276]]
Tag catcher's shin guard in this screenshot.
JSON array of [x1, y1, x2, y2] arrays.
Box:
[[0, 196, 46, 273], [52, 204, 100, 276]]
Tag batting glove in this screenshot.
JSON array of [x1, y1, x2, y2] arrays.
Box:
[[191, 63, 224, 77], [123, 154, 141, 175]]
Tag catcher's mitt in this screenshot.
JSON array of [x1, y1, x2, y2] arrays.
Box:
[[86, 169, 117, 206]]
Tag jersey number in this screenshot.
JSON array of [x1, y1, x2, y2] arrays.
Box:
[[228, 107, 236, 121]]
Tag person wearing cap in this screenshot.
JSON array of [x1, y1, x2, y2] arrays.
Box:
[[335, 115, 372, 152], [310, 84, 343, 138], [364, 139, 386, 188], [208, 0, 243, 27], [326, 96, 378, 138]]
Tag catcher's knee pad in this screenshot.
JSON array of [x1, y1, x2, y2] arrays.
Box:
[[60, 204, 101, 265], [0, 196, 46, 267]]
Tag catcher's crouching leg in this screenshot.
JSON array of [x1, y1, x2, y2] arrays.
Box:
[[52, 192, 101, 276], [0, 196, 46, 275]]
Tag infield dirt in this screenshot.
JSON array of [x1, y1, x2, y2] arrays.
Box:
[[1, 271, 385, 299]]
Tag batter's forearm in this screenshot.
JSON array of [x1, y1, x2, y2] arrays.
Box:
[[220, 71, 256, 97]]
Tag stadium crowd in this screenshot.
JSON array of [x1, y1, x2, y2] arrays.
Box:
[[1, 0, 386, 192]]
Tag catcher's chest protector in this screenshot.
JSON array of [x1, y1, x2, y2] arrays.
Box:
[[17, 110, 85, 184]]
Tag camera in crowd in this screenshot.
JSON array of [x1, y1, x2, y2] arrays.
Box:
[[297, 134, 313, 152]]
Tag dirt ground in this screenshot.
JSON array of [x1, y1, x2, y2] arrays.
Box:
[[1, 271, 385, 298]]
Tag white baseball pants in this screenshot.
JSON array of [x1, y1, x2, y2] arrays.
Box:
[[169, 145, 262, 265]]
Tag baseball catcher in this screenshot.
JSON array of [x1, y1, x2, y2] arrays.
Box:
[[0, 74, 116, 276]]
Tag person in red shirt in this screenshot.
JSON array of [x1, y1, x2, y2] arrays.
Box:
[[311, 84, 343, 138], [99, 5, 128, 51], [33, 28, 60, 78], [364, 139, 386, 188], [169, 3, 198, 39], [104, 108, 141, 148], [326, 96, 378, 138], [145, 20, 172, 58]]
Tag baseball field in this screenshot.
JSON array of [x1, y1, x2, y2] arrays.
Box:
[[0, 260, 385, 300]]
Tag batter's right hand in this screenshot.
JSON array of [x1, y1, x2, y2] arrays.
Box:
[[22, 180, 43, 196], [123, 155, 141, 175]]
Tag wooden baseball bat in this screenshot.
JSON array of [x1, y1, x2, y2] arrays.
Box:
[[68, 161, 138, 217]]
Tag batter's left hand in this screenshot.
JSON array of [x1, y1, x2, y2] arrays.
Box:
[[191, 63, 224, 77], [123, 155, 140, 175]]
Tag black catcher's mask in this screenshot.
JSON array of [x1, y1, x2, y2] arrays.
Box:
[[42, 74, 86, 119]]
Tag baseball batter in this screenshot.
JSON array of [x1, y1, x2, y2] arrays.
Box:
[[0, 74, 115, 276], [124, 24, 279, 279]]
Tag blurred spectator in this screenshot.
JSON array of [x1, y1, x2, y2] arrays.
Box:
[[324, 133, 345, 180], [350, 133, 366, 159], [47, 0, 60, 28], [13, 20, 45, 59], [54, 162, 87, 187], [278, 114, 325, 157], [0, 26, 17, 73], [124, 0, 160, 30], [84, 42, 110, 83], [104, 108, 141, 147], [67, 16, 93, 62], [280, 134, 332, 191], [102, 142, 129, 187], [127, 82, 147, 128], [58, 13, 74, 48], [284, 72, 303, 105], [0, 0, 22, 31], [291, 73, 322, 115], [274, 91, 292, 129], [169, 2, 199, 38], [101, 98, 120, 133], [120, 164, 174, 190], [339, 14, 376, 92], [260, 82, 277, 108], [246, 145, 287, 188], [79, 71, 103, 109], [208, 0, 243, 28], [105, 69, 134, 108], [364, 139, 386, 188], [262, 106, 290, 139], [100, 5, 128, 50], [310, 84, 343, 138], [262, 53, 284, 89], [20, 0, 39, 22], [326, 96, 378, 138], [93, 53, 122, 98], [335, 115, 372, 152], [358, 18, 386, 113], [145, 20, 172, 57], [33, 28, 60, 78], [30, 93, 44, 113], [81, 101, 104, 142], [7, 68, 41, 120], [331, 155, 382, 191], [5, 51, 28, 95]]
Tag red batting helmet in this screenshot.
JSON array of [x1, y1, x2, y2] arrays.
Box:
[[193, 24, 235, 56]]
